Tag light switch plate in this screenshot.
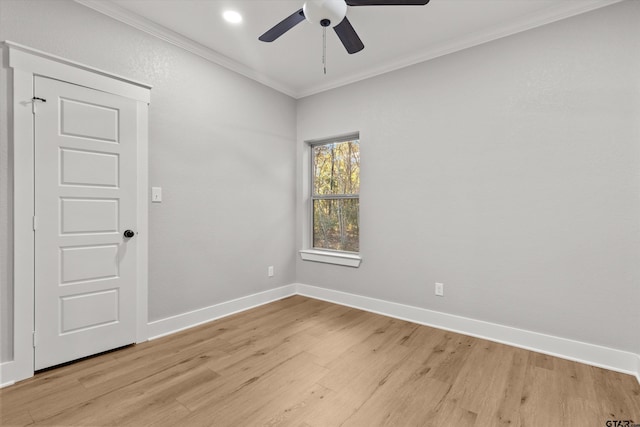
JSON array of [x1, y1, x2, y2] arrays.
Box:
[[151, 187, 162, 203]]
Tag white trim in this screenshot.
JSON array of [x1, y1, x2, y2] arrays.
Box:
[[295, 284, 640, 380], [4, 41, 151, 102], [301, 142, 312, 251], [135, 102, 149, 343], [300, 133, 363, 263], [1, 67, 37, 386], [0, 377, 15, 388], [147, 285, 297, 340], [74, 0, 295, 98], [2, 42, 150, 386], [74, 0, 621, 99], [299, 249, 362, 268]]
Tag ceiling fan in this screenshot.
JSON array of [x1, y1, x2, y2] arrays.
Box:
[[258, 0, 431, 55]]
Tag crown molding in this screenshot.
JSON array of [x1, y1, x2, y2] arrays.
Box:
[[74, 0, 296, 98], [296, 0, 624, 98], [76, 0, 623, 99]]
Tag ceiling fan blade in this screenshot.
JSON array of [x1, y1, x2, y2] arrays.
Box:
[[259, 9, 306, 42], [334, 17, 364, 54], [346, 0, 429, 5]]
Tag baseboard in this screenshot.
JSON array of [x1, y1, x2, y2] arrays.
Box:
[[0, 358, 29, 389], [146, 284, 297, 340], [295, 283, 640, 380], [0, 380, 15, 389], [0, 361, 17, 388], [4, 282, 637, 388]]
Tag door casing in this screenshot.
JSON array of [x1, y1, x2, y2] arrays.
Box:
[[1, 41, 151, 386]]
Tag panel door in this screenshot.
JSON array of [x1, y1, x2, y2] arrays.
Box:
[[34, 76, 138, 370]]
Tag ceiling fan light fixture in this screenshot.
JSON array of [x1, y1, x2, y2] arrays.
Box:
[[303, 0, 347, 28], [258, 0, 429, 54]]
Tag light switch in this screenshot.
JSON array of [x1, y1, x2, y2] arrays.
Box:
[[151, 187, 162, 203]]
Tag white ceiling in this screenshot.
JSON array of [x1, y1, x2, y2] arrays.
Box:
[[78, 0, 621, 98]]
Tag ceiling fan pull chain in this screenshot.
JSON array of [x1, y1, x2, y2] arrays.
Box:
[[323, 26, 327, 75]]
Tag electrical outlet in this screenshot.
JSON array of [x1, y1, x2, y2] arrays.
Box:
[[435, 282, 444, 297], [268, 266, 274, 277]]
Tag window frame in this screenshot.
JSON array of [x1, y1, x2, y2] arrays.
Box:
[[300, 133, 362, 268]]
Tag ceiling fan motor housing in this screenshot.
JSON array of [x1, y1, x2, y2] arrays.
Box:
[[303, 0, 348, 28]]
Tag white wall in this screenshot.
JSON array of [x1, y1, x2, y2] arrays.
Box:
[[0, 0, 297, 362], [296, 0, 640, 355]]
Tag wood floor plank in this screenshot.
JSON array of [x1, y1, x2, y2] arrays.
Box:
[[453, 342, 516, 413], [24, 340, 228, 422], [177, 335, 321, 411], [424, 398, 479, 427], [1, 295, 638, 426], [591, 363, 640, 421], [34, 362, 212, 426], [490, 347, 529, 426], [179, 351, 328, 426], [259, 383, 334, 427], [0, 351, 119, 415], [340, 358, 453, 427], [306, 311, 393, 367]]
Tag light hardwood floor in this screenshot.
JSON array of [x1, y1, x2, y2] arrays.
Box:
[[1, 295, 639, 426]]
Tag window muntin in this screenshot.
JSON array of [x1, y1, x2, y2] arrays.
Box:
[[311, 139, 359, 253]]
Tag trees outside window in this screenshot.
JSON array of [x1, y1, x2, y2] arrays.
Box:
[[311, 139, 359, 252]]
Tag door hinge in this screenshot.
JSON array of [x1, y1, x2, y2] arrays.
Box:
[[32, 331, 37, 348], [32, 215, 37, 231], [32, 96, 46, 114]]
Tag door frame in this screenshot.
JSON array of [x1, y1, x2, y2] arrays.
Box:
[[1, 41, 151, 385]]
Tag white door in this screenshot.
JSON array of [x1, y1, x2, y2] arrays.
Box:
[[34, 76, 138, 370]]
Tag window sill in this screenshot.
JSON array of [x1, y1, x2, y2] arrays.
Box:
[[299, 249, 362, 268]]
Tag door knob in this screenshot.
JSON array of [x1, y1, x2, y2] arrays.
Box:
[[123, 230, 135, 238]]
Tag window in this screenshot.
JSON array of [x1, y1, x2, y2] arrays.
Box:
[[311, 137, 360, 253]]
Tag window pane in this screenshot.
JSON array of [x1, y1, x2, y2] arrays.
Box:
[[313, 198, 359, 252], [313, 140, 360, 196]]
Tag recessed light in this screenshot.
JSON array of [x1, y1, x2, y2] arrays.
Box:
[[223, 10, 242, 24]]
